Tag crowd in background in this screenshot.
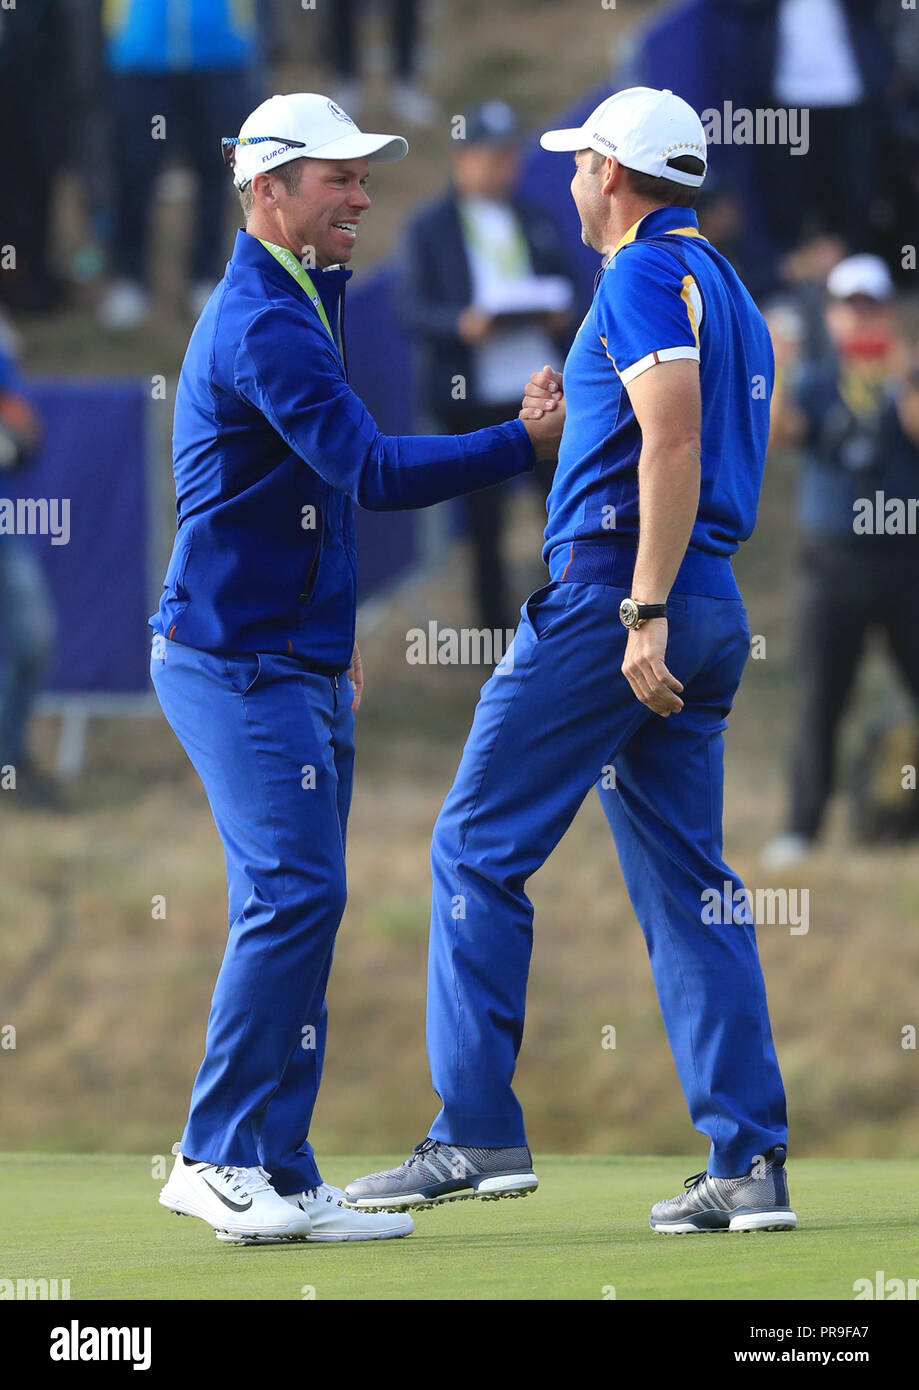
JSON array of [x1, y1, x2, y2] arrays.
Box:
[[1, 0, 918, 851], [0, 0, 434, 324], [1, 0, 916, 323]]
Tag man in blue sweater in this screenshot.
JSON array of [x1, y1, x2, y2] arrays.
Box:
[[152, 92, 561, 1245]]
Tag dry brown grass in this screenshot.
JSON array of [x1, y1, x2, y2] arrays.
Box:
[[2, 446, 918, 1158]]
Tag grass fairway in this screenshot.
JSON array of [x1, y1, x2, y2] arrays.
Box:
[[2, 1154, 916, 1301]]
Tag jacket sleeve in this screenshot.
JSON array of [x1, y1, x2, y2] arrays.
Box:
[[233, 304, 534, 511]]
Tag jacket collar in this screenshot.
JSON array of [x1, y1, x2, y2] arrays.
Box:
[[229, 229, 353, 320]]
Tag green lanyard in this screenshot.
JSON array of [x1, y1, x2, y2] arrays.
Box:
[[258, 239, 336, 348]]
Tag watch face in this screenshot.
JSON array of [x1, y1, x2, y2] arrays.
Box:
[[619, 598, 638, 628]]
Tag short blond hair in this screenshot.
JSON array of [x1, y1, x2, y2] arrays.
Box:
[[239, 157, 309, 221]]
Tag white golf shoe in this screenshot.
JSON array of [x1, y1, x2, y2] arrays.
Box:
[[159, 1146, 312, 1242], [215, 1182, 414, 1243]]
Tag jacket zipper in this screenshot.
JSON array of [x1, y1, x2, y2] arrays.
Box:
[[298, 286, 342, 605], [299, 542, 321, 603], [298, 496, 324, 602]]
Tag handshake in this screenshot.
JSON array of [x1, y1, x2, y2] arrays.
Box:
[[517, 364, 565, 461]]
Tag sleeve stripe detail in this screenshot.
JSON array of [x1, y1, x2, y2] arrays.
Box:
[[618, 346, 700, 384], [680, 274, 703, 350]]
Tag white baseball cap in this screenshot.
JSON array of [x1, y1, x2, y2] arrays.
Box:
[[540, 86, 707, 188], [826, 254, 894, 302], [224, 93, 409, 189]]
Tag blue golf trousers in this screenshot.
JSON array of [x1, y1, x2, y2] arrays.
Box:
[[426, 577, 788, 1177], [151, 636, 354, 1194]]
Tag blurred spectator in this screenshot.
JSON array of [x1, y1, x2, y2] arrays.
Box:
[[324, 0, 435, 127], [0, 316, 57, 804], [98, 0, 262, 331], [611, 0, 780, 294], [760, 0, 891, 259], [762, 255, 919, 866], [769, 233, 848, 365], [0, 0, 73, 314], [400, 101, 576, 634], [616, 1, 897, 295], [63, 0, 115, 285], [873, 1, 919, 284]]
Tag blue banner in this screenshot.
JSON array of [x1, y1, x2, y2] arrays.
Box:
[[7, 380, 151, 695], [346, 265, 421, 596]]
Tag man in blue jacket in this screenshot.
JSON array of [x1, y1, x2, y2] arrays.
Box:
[[152, 92, 562, 1245]]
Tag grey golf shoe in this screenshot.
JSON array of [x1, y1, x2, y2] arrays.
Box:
[[344, 1138, 539, 1211], [649, 1145, 796, 1233]]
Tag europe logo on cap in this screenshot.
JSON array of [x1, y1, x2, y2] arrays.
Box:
[[327, 100, 355, 126]]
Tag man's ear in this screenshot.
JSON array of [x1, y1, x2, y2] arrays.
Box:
[[600, 156, 621, 198], [251, 172, 277, 206]]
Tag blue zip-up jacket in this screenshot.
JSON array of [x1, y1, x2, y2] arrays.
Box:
[[104, 0, 257, 73], [151, 230, 535, 672]]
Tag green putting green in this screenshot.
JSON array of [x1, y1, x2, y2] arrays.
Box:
[[1, 1154, 915, 1301]]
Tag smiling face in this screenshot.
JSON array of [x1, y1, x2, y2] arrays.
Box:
[[570, 148, 609, 251], [250, 156, 373, 267]]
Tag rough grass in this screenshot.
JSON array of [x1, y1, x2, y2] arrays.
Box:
[[2, 454, 918, 1160]]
